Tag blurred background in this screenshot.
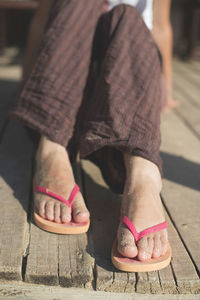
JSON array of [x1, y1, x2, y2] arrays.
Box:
[[0, 0, 200, 61], [0, 0, 199, 128]]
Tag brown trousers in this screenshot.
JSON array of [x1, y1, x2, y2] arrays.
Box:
[[10, 0, 164, 194]]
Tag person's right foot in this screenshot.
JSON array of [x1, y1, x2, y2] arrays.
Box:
[[34, 136, 90, 224]]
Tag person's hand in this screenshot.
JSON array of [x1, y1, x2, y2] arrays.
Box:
[[162, 97, 179, 113]]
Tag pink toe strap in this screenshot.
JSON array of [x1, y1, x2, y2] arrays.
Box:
[[120, 215, 168, 244], [34, 184, 80, 209]]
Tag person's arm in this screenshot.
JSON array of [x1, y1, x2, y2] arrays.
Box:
[[22, 0, 53, 82], [152, 0, 178, 112]]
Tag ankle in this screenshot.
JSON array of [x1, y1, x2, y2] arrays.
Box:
[[36, 136, 67, 160], [124, 154, 162, 193]]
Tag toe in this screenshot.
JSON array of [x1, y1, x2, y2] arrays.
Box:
[[117, 225, 138, 258], [137, 236, 152, 261], [54, 202, 61, 223], [152, 234, 162, 258], [45, 200, 54, 221], [60, 204, 71, 223], [160, 232, 168, 255], [37, 199, 46, 218], [72, 194, 90, 223], [118, 244, 138, 258], [34, 193, 46, 218], [73, 207, 89, 223], [147, 236, 154, 259]]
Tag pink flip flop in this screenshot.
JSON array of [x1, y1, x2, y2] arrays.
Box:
[[33, 183, 90, 234], [111, 215, 172, 272]]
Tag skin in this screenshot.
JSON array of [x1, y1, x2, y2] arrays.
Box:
[[22, 0, 53, 82], [34, 136, 90, 224], [117, 154, 168, 260], [35, 136, 168, 261], [152, 0, 179, 112], [32, 1, 169, 261]]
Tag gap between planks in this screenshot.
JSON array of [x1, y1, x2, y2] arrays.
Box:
[[0, 120, 34, 281]]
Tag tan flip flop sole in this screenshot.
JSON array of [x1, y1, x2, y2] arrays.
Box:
[[111, 240, 172, 272], [34, 212, 90, 234]]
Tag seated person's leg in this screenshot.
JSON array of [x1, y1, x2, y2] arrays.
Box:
[[80, 4, 168, 261], [10, 0, 104, 228]]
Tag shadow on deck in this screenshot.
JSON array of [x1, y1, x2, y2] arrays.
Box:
[[0, 48, 199, 294]]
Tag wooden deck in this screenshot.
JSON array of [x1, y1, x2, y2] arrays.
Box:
[[0, 49, 199, 295]]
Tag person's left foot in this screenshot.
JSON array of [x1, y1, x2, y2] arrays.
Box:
[[117, 155, 168, 261]]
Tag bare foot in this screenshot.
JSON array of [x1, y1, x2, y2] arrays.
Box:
[[34, 136, 89, 224], [117, 155, 168, 261]]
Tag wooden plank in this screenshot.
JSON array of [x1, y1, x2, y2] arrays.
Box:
[[81, 159, 134, 292], [135, 273, 150, 294], [17, 126, 58, 286], [25, 222, 59, 286], [161, 112, 200, 293], [166, 214, 200, 294], [136, 253, 176, 294], [172, 60, 200, 140], [0, 67, 22, 81], [158, 265, 177, 294], [58, 160, 94, 288], [25, 157, 94, 287], [183, 60, 200, 75], [136, 270, 164, 294], [95, 264, 114, 292], [173, 62, 200, 109], [0, 120, 33, 281], [126, 205, 199, 295], [125, 273, 136, 293], [173, 59, 200, 89], [112, 272, 135, 293], [58, 234, 94, 288], [148, 271, 162, 294], [172, 84, 200, 139], [0, 283, 137, 300]]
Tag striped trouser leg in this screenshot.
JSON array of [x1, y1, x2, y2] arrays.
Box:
[[79, 5, 164, 193], [10, 0, 104, 146], [10, 2, 164, 193]]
